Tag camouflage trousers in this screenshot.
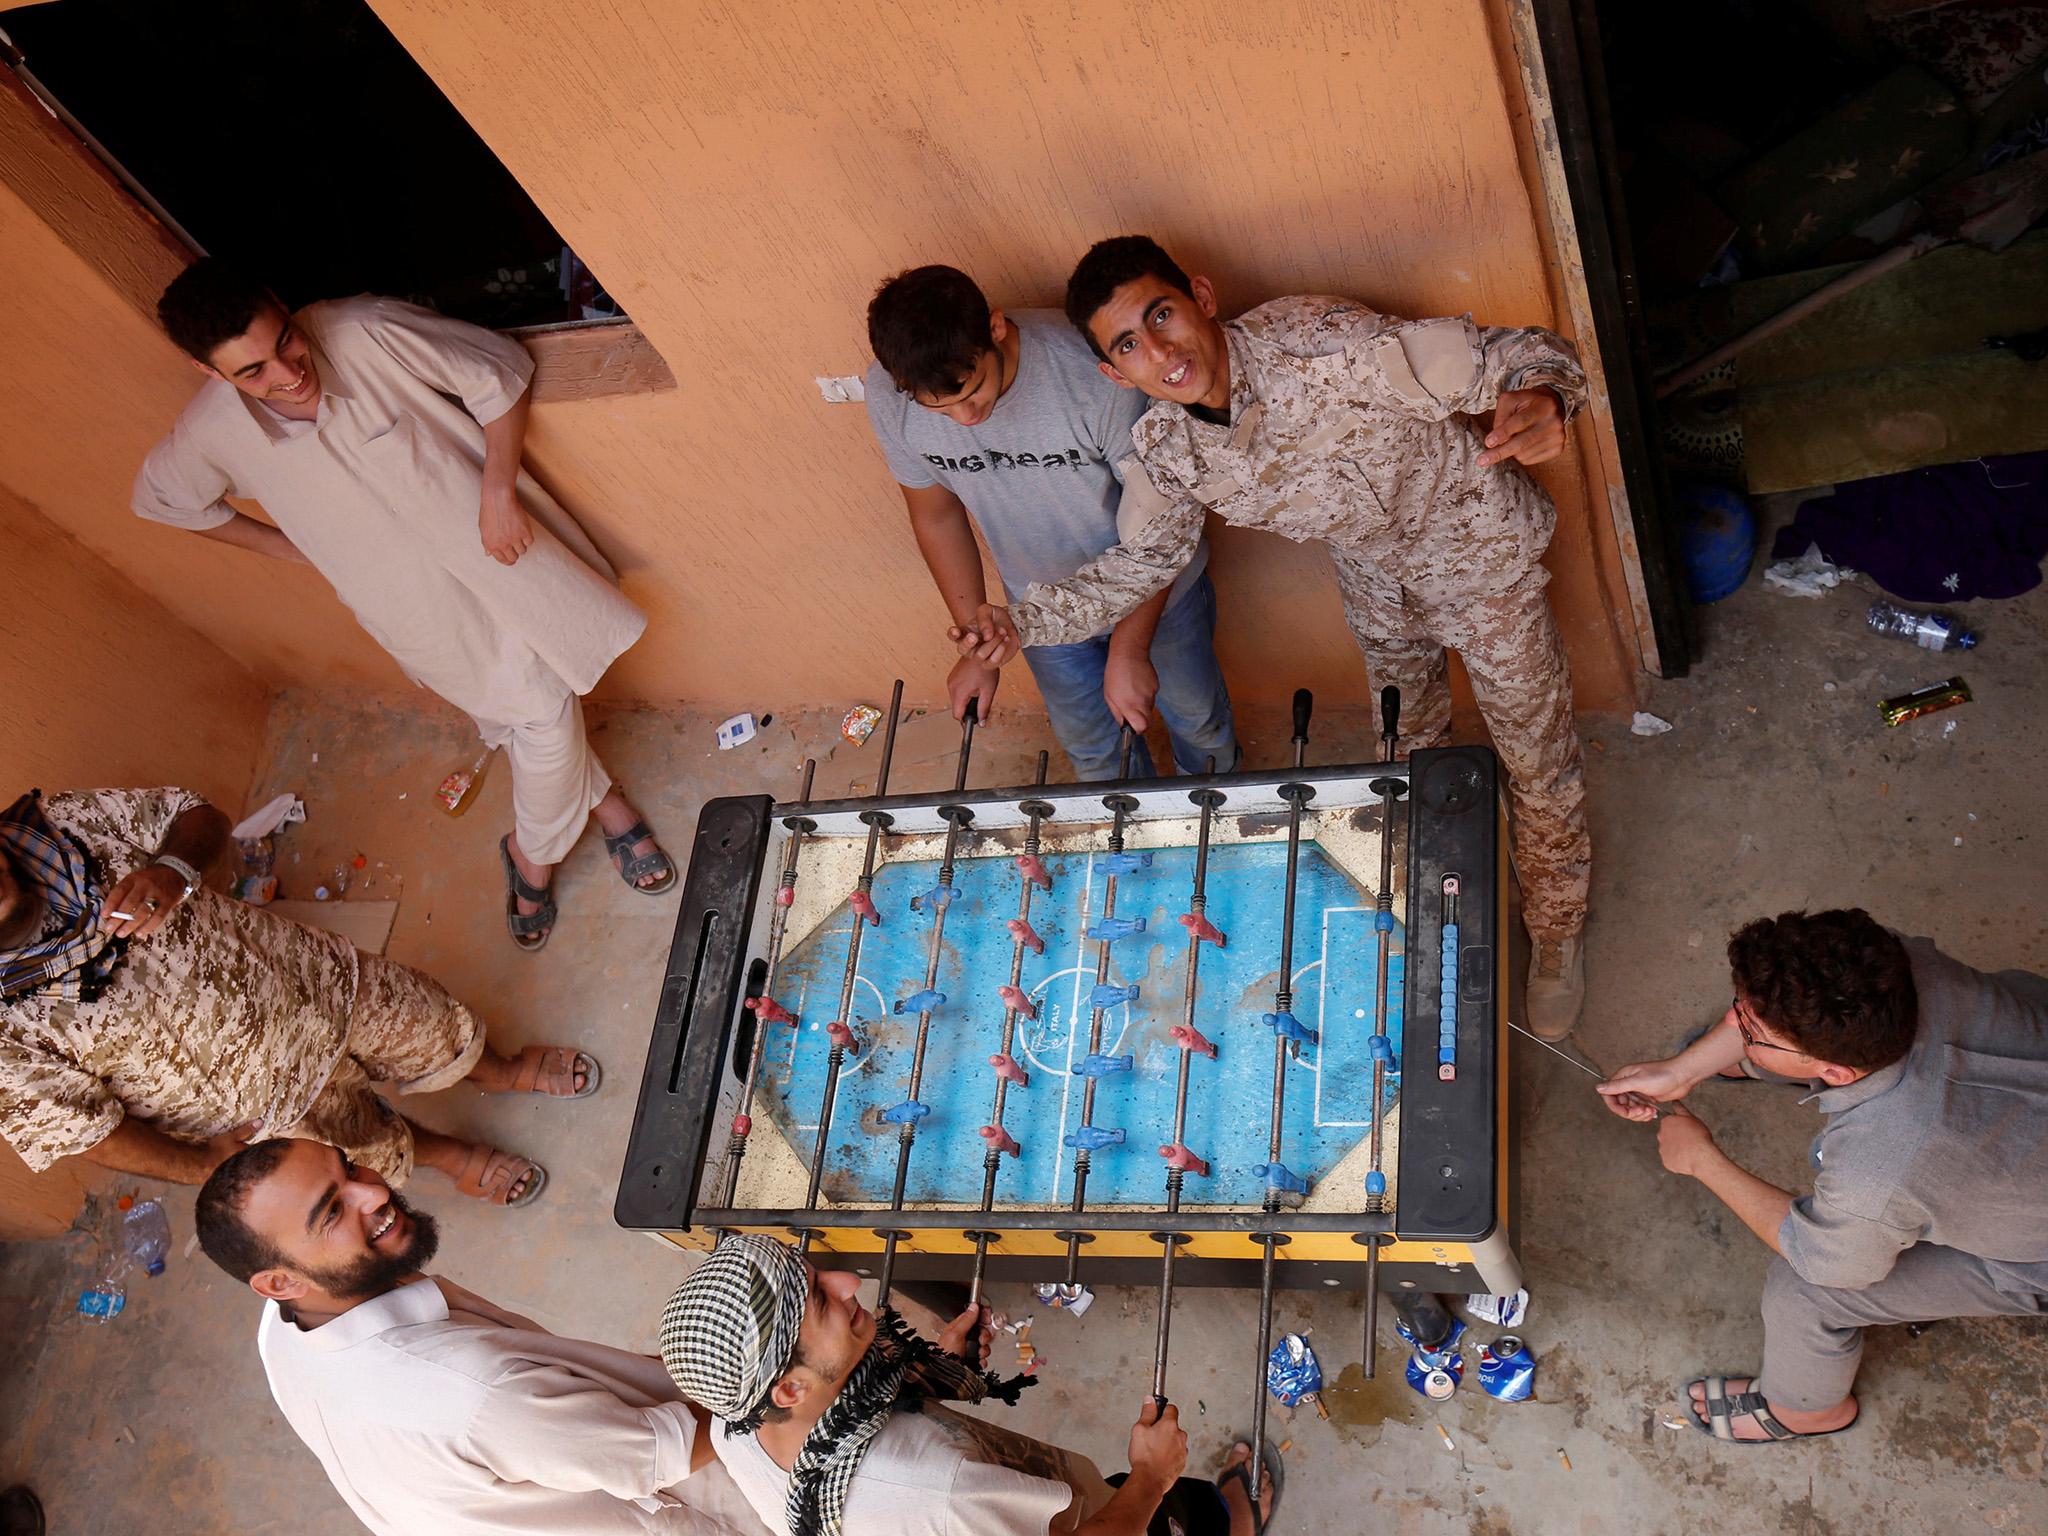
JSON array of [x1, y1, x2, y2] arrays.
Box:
[[1329, 553, 1591, 940], [275, 953, 486, 1184]]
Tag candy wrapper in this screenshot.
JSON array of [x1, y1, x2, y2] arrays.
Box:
[[1476, 1335, 1535, 1402], [1266, 1332, 1325, 1409], [1879, 677, 1970, 727], [1466, 1289, 1528, 1328], [841, 704, 884, 746]]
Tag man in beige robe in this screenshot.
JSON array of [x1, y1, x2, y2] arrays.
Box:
[[133, 260, 673, 951]]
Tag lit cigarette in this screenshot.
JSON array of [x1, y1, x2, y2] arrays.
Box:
[[1435, 1423, 1456, 1453], [109, 910, 138, 921]]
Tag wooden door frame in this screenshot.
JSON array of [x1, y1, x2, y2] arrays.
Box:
[[1500, 0, 1696, 677]]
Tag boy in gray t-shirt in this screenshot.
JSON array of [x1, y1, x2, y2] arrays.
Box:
[[864, 266, 1237, 779]]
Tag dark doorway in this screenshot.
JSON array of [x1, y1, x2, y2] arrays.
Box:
[[1532, 0, 2048, 673], [3, 0, 621, 329]]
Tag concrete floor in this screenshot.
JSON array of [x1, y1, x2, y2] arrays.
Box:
[[4, 532, 2045, 1535]]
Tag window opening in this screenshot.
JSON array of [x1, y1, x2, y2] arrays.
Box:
[[2, 0, 623, 331]]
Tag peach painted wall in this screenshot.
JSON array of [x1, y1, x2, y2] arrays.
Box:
[[1, 1, 1635, 715], [376, 0, 1634, 714], [0, 482, 268, 808]]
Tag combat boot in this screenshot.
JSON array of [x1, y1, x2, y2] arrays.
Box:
[[1525, 934, 1585, 1040]]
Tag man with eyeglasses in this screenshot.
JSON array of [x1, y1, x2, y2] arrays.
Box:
[[1597, 909, 2048, 1444]]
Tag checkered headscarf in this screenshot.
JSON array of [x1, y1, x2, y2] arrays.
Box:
[[659, 1233, 808, 1425], [0, 791, 124, 1003], [659, 1234, 1032, 1536]]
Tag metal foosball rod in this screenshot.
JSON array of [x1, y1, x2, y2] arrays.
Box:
[[1058, 728, 1147, 1297], [1363, 686, 1406, 1378], [1249, 690, 1318, 1504], [1151, 758, 1225, 1409], [875, 703, 982, 1302], [968, 752, 1054, 1314], [722, 757, 819, 1207], [796, 680, 904, 1256]]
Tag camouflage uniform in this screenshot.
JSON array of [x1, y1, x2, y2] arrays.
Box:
[[1010, 297, 1592, 940], [0, 788, 484, 1180]]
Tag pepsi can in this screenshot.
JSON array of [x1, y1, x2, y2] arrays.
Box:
[[1405, 1348, 1464, 1399], [1476, 1335, 1535, 1402]]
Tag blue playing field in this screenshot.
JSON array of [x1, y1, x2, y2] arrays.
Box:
[[758, 839, 1405, 1208]]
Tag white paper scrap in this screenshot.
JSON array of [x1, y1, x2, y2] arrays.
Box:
[[231, 792, 306, 841], [1763, 542, 1853, 598]]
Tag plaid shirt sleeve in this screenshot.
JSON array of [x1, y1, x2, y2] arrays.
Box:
[[0, 1036, 124, 1171], [41, 788, 208, 876]]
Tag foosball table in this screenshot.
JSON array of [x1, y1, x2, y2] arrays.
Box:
[[619, 684, 1522, 1443]]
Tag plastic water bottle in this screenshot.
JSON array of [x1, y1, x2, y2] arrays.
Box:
[[119, 1195, 172, 1277], [77, 1230, 130, 1324], [1867, 600, 1977, 651]]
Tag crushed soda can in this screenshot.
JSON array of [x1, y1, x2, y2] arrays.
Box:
[[1466, 1289, 1528, 1328], [841, 703, 884, 746], [1409, 1368, 1458, 1400], [1879, 676, 1970, 727], [1031, 1282, 1093, 1317], [1395, 1314, 1466, 1363], [1476, 1335, 1535, 1402], [1397, 1315, 1466, 1398], [1266, 1332, 1325, 1409], [1406, 1350, 1463, 1399]]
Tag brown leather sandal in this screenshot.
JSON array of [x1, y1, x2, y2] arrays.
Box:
[[451, 1144, 547, 1207], [497, 1044, 601, 1099]]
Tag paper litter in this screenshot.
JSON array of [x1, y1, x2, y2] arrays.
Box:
[[231, 793, 306, 840], [1763, 542, 1853, 598], [1631, 712, 1674, 737]]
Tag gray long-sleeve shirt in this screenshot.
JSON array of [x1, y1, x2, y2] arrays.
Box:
[[1778, 937, 2048, 1292]]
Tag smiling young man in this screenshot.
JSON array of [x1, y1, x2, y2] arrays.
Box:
[[952, 237, 1594, 1036], [135, 260, 673, 953], [660, 1233, 1268, 1536], [866, 265, 1238, 780], [1597, 909, 2048, 1443], [196, 1138, 765, 1535]]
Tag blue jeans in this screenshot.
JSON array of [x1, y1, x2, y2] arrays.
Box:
[[1020, 571, 1240, 780]]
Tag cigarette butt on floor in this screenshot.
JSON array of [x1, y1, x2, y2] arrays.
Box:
[[1435, 1423, 1456, 1454], [1557, 1448, 1572, 1471], [1278, 1439, 1293, 1455], [1662, 1418, 1687, 1431]]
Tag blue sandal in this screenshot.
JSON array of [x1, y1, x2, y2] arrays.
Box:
[[604, 818, 676, 895], [499, 835, 557, 952]]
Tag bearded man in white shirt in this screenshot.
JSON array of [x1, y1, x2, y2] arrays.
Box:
[[195, 1136, 766, 1536]]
